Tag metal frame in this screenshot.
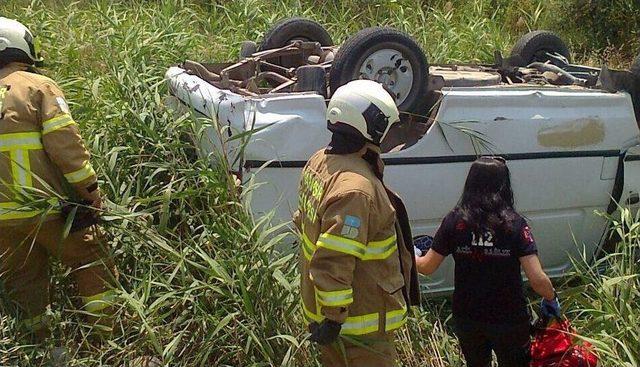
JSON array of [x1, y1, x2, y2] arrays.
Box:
[[181, 41, 335, 96], [179, 42, 632, 99]]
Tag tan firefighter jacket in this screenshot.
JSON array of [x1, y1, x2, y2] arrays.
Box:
[[293, 146, 419, 336], [0, 63, 97, 226]]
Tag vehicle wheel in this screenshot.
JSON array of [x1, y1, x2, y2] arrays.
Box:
[[260, 17, 333, 68], [240, 40, 257, 59], [329, 27, 430, 116], [294, 65, 327, 97], [260, 17, 333, 50], [510, 30, 571, 66]]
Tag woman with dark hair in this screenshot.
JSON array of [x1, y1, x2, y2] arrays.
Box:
[[415, 157, 560, 367]]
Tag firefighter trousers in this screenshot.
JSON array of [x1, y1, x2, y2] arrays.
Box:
[[0, 218, 117, 334], [320, 333, 398, 367]]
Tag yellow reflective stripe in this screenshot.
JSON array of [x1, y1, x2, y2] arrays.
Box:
[[342, 312, 379, 335], [385, 305, 408, 332], [64, 161, 96, 183], [316, 287, 354, 307], [82, 290, 116, 313], [302, 301, 322, 324], [301, 230, 316, 261], [369, 235, 396, 248], [317, 233, 366, 258], [0, 132, 43, 151], [302, 301, 405, 335], [317, 233, 397, 260], [10, 149, 32, 188], [42, 114, 75, 135], [363, 235, 397, 260], [0, 132, 42, 197], [0, 198, 60, 220], [303, 301, 379, 335]]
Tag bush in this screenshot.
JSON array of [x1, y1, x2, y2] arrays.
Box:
[[554, 0, 640, 63]]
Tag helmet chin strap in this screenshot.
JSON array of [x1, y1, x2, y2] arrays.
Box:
[[326, 133, 384, 181], [325, 131, 366, 155], [362, 102, 390, 145]]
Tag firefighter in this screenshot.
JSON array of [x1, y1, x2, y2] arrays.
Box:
[[0, 17, 117, 339], [293, 80, 420, 367]]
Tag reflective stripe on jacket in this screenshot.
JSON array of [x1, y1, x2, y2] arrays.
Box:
[[0, 63, 97, 225], [293, 147, 411, 336]]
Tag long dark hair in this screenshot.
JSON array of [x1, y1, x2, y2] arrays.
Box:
[[456, 156, 518, 234]]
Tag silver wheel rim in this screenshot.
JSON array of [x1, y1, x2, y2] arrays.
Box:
[[358, 49, 413, 105]]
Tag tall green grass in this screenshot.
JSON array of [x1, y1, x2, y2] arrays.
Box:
[[0, 0, 638, 365], [564, 208, 640, 366]]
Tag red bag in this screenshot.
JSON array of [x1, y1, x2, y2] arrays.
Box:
[[530, 318, 598, 367]]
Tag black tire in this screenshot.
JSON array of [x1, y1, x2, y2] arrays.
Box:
[[510, 30, 571, 66], [260, 17, 333, 69], [240, 40, 257, 59], [329, 27, 430, 116], [260, 17, 333, 50], [294, 65, 327, 97]]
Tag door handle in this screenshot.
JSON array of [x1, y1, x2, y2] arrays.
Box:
[[627, 193, 640, 205]]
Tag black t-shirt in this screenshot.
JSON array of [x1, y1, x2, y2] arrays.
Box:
[[432, 209, 538, 324]]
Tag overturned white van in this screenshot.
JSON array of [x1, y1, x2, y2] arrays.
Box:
[[166, 21, 640, 293]]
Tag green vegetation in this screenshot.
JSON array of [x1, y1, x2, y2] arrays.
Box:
[[0, 0, 638, 365], [565, 208, 640, 366]]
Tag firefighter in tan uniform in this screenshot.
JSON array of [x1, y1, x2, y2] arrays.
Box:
[[0, 18, 117, 339], [294, 80, 420, 366]]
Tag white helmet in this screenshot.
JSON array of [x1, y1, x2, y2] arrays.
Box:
[[327, 80, 401, 145], [0, 17, 41, 65]]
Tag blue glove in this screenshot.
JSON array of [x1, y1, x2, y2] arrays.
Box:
[[414, 235, 433, 257], [540, 295, 561, 319]]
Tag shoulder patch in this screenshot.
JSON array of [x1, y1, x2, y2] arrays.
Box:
[[344, 215, 361, 228], [522, 225, 534, 244], [56, 96, 70, 114], [341, 215, 361, 239], [0, 85, 7, 113]]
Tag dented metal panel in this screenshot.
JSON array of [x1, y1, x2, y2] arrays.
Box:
[[388, 86, 638, 160], [166, 66, 329, 167]]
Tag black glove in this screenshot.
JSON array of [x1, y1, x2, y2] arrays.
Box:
[[60, 200, 101, 232], [308, 319, 341, 345]]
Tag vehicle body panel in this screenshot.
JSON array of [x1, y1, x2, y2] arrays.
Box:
[[166, 66, 640, 293]]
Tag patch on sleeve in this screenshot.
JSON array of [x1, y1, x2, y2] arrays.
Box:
[[522, 225, 534, 244], [0, 86, 8, 113], [341, 215, 361, 239], [56, 96, 70, 114]]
